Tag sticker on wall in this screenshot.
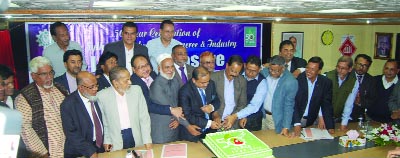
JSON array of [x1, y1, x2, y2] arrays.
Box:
[[339, 36, 357, 56]]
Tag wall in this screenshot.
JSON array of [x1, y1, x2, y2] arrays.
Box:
[[271, 23, 400, 75]]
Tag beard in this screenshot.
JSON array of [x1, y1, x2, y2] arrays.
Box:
[[160, 70, 175, 80], [83, 92, 98, 102], [43, 82, 54, 89]]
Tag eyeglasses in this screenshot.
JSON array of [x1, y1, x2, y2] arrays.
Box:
[[35, 70, 55, 78], [201, 61, 215, 65], [269, 68, 282, 74], [135, 63, 150, 70], [81, 84, 99, 90], [356, 63, 369, 68]]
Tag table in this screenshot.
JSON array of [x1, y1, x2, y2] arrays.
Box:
[[99, 122, 395, 158]]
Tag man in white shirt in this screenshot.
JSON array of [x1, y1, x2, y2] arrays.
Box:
[[147, 20, 182, 73]]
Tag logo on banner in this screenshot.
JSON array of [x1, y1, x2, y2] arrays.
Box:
[[244, 27, 257, 47], [36, 30, 54, 48], [339, 36, 357, 56]]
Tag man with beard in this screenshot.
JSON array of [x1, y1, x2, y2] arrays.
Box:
[[0, 64, 16, 109], [149, 53, 191, 144], [97, 67, 152, 151], [43, 22, 86, 77], [61, 71, 104, 158], [172, 45, 195, 86], [200, 51, 216, 73], [54, 49, 83, 93], [15, 56, 69, 158]]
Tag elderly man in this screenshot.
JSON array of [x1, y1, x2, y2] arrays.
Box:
[[97, 51, 118, 91], [43, 22, 86, 77], [369, 60, 398, 123], [179, 66, 221, 142], [172, 45, 195, 86], [103, 22, 148, 75], [54, 49, 83, 93], [259, 55, 297, 136], [279, 40, 306, 78], [147, 20, 182, 73], [0, 64, 16, 109], [211, 55, 247, 130], [97, 67, 152, 151], [61, 71, 104, 158], [293, 57, 334, 137], [200, 51, 216, 72], [149, 53, 191, 144], [15, 56, 68, 157]]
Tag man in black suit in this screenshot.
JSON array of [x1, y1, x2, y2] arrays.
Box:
[[97, 51, 118, 91], [54, 49, 83, 93], [279, 40, 307, 78], [179, 66, 221, 142], [61, 71, 104, 158], [292, 56, 334, 137], [172, 45, 195, 86], [103, 22, 149, 75]]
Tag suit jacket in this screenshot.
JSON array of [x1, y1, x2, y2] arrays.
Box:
[[103, 41, 149, 67], [174, 64, 195, 86], [293, 73, 335, 130], [61, 91, 103, 157], [97, 86, 152, 151], [290, 57, 307, 73], [260, 68, 298, 133], [54, 73, 71, 93], [178, 79, 220, 141], [130, 71, 170, 115], [351, 72, 376, 120], [211, 70, 247, 124], [97, 74, 111, 92]]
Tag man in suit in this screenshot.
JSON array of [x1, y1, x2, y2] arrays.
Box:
[[211, 55, 247, 130], [341, 54, 376, 130], [200, 51, 216, 72], [130, 54, 183, 118], [147, 20, 182, 73], [54, 49, 83, 93], [61, 71, 104, 158], [103, 22, 149, 75], [97, 67, 152, 151], [97, 51, 118, 91], [292, 56, 334, 137], [259, 55, 298, 136], [279, 40, 307, 78], [179, 66, 221, 142], [0, 64, 16, 109], [172, 45, 195, 86]]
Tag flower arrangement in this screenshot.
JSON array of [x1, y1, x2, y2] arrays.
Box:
[[367, 123, 400, 146]]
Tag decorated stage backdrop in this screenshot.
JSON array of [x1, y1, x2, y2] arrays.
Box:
[[26, 22, 262, 71]]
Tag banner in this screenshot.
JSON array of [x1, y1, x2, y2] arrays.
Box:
[[26, 22, 262, 71]]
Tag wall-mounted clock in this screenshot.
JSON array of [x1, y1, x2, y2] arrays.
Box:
[[321, 30, 334, 45]]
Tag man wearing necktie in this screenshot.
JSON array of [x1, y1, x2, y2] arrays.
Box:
[[61, 71, 104, 158], [172, 45, 195, 86], [179, 66, 221, 142], [341, 54, 376, 131]]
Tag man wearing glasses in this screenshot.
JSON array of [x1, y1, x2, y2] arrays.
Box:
[[103, 22, 149, 75], [61, 71, 104, 158], [172, 45, 195, 86], [15, 56, 69, 158], [341, 54, 376, 130], [200, 51, 216, 72]]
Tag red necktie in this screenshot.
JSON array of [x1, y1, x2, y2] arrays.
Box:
[[90, 101, 103, 148]]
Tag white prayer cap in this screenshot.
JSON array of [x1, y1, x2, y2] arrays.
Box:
[[156, 53, 172, 65]]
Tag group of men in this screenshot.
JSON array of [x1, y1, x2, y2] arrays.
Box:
[[3, 19, 400, 158]]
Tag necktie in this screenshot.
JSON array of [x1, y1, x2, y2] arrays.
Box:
[[354, 75, 363, 106], [145, 78, 151, 89], [90, 101, 103, 148], [179, 66, 188, 84], [200, 89, 209, 120]]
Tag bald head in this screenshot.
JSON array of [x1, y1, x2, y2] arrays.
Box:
[[77, 71, 99, 100], [77, 71, 96, 85]]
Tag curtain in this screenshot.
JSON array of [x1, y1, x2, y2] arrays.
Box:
[[0, 30, 18, 89]]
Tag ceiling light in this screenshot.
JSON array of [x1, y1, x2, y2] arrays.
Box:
[[202, 16, 207, 20], [112, 15, 117, 19], [5, 15, 11, 19], [366, 20, 370, 24], [311, 9, 377, 13], [275, 18, 282, 22]]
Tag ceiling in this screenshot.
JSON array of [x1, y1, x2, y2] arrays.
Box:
[[1, 0, 400, 23]]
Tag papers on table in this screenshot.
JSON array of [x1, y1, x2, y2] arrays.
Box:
[[0, 135, 20, 158], [301, 128, 334, 141], [161, 143, 187, 158]]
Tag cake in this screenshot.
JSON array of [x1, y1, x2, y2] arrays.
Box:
[[203, 129, 273, 158], [339, 130, 366, 147]]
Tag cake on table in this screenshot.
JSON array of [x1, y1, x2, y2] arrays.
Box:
[[203, 129, 274, 158]]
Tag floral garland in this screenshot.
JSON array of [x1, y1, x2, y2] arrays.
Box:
[[367, 123, 400, 146]]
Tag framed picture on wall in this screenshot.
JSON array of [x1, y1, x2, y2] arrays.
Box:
[[374, 32, 393, 59], [395, 33, 400, 61], [282, 32, 304, 58]]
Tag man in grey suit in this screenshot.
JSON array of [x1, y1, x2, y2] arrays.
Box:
[[97, 67, 152, 152], [103, 22, 149, 75], [211, 55, 247, 129], [172, 45, 195, 86]]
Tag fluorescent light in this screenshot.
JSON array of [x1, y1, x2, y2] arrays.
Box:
[[213, 5, 277, 11], [311, 9, 377, 13], [275, 18, 282, 22], [5, 15, 11, 19], [202, 16, 207, 20]]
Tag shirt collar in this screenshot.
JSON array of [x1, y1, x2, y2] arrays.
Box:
[[78, 90, 90, 103]]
